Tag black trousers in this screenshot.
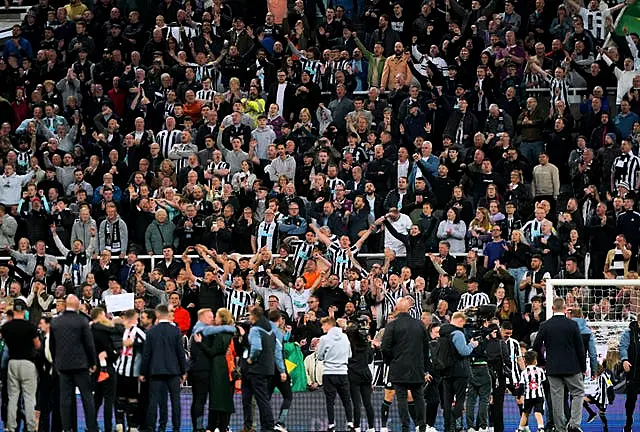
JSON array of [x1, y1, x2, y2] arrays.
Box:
[[38, 372, 62, 432], [395, 382, 426, 432], [59, 369, 98, 432], [268, 372, 293, 423], [189, 371, 209, 430], [323, 374, 353, 426], [138, 379, 149, 430], [94, 366, 116, 432], [349, 379, 374, 429], [442, 376, 468, 432], [625, 380, 640, 429], [147, 375, 181, 432], [245, 372, 275, 432]]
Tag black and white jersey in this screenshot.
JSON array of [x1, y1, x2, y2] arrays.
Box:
[[505, 337, 522, 385], [208, 160, 230, 184], [519, 365, 547, 400], [457, 291, 490, 310], [299, 58, 323, 85], [224, 288, 255, 321], [382, 286, 404, 320], [591, 370, 614, 406], [289, 239, 316, 276], [326, 177, 346, 192], [328, 241, 359, 281], [255, 221, 280, 253], [196, 89, 216, 103], [408, 291, 424, 320], [580, 8, 606, 40], [156, 129, 182, 159], [115, 325, 146, 377], [612, 152, 640, 191]]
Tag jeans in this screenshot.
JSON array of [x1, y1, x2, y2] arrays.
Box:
[[59, 369, 98, 432], [7, 360, 37, 432], [349, 379, 375, 429], [189, 371, 209, 430], [442, 376, 468, 432], [520, 140, 545, 165], [465, 365, 492, 430], [247, 372, 275, 431], [147, 375, 181, 432], [396, 382, 426, 432], [508, 267, 528, 312], [323, 374, 353, 426], [94, 365, 116, 432], [548, 373, 584, 432]]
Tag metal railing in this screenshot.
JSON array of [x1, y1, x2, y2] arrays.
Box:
[[0, 251, 476, 272]]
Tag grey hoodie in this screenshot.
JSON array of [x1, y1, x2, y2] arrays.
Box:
[[251, 125, 277, 159], [71, 218, 97, 249], [316, 326, 351, 375]]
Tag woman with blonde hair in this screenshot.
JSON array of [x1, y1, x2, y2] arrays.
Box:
[[468, 207, 492, 250], [292, 108, 318, 151], [194, 307, 236, 432]]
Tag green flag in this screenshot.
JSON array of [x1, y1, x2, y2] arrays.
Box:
[[616, 3, 640, 34]]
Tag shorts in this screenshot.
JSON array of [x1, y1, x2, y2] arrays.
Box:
[[523, 397, 544, 414], [116, 375, 140, 399]]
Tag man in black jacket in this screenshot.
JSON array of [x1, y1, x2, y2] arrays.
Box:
[[381, 297, 430, 432], [439, 311, 479, 432], [50, 294, 98, 432], [245, 307, 278, 432], [140, 304, 188, 432], [620, 320, 640, 432], [533, 298, 586, 432]]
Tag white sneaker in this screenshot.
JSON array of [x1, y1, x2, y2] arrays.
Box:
[[274, 423, 288, 432], [366, 428, 376, 432], [479, 428, 488, 432], [469, 428, 478, 432], [128, 428, 139, 432], [115, 425, 124, 432], [381, 428, 388, 432]]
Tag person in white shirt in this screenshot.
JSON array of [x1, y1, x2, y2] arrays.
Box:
[[376, 208, 412, 261]]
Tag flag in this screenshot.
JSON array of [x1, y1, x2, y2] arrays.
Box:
[[616, 3, 640, 34], [283, 342, 308, 392]]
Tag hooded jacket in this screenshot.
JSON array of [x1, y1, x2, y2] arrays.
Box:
[[70, 217, 97, 250], [247, 316, 277, 376], [316, 326, 351, 375]]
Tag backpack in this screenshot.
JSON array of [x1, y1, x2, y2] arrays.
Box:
[[432, 332, 455, 372]]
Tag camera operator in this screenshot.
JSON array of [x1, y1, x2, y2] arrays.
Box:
[[437, 311, 479, 432], [463, 308, 496, 432]]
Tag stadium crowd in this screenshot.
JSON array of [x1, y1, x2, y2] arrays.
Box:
[[1, 0, 640, 431]]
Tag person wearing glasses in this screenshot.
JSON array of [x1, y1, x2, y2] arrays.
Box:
[[279, 202, 308, 238]]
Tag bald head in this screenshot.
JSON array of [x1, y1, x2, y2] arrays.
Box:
[[66, 294, 80, 311], [395, 297, 411, 313]]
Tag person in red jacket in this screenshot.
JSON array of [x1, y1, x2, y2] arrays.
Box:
[[168, 292, 191, 335]]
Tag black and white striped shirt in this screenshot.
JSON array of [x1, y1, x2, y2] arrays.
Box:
[[255, 220, 280, 253], [326, 177, 346, 192], [519, 365, 546, 400], [591, 370, 613, 406], [196, 89, 216, 104], [457, 291, 490, 310], [115, 325, 146, 377], [156, 129, 182, 159], [612, 152, 640, 191], [581, 8, 606, 41], [224, 288, 254, 321], [328, 241, 359, 280], [208, 160, 230, 184], [383, 286, 404, 320], [289, 239, 316, 277], [505, 337, 522, 385]]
